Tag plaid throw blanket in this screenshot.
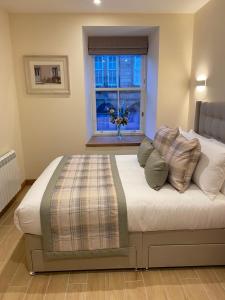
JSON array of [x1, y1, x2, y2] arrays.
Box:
[[40, 155, 128, 259]]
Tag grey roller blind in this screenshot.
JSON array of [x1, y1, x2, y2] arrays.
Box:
[[88, 36, 148, 55]]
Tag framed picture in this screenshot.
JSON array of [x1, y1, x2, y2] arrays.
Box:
[[24, 55, 70, 95]]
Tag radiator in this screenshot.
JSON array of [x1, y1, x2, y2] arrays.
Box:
[[0, 150, 21, 212]]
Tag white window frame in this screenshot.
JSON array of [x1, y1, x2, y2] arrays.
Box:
[[91, 55, 146, 136]]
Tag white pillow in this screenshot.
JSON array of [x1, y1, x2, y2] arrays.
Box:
[[188, 130, 213, 142], [188, 130, 225, 196], [221, 183, 225, 195], [192, 138, 225, 199], [181, 130, 225, 199], [180, 129, 210, 143], [209, 139, 225, 196]]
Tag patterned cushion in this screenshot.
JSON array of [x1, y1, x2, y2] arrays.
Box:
[[165, 135, 201, 192], [153, 126, 179, 157], [144, 149, 169, 191], [137, 137, 154, 167]]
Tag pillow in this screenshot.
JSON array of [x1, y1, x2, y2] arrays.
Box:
[[179, 127, 189, 136], [188, 130, 214, 142], [221, 183, 225, 195], [182, 130, 225, 198], [181, 129, 211, 143], [165, 134, 201, 192], [205, 138, 225, 196], [144, 149, 168, 191], [137, 137, 154, 167], [153, 126, 179, 157], [192, 138, 225, 200]]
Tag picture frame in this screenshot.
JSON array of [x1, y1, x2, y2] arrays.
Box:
[[24, 55, 70, 95]]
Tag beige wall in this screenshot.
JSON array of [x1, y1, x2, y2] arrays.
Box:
[[189, 0, 225, 127], [0, 9, 25, 181], [10, 13, 194, 178]]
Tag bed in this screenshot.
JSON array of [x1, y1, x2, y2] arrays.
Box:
[[15, 101, 225, 273]]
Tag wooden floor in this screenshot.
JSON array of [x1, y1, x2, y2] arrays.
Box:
[[1, 186, 225, 299]]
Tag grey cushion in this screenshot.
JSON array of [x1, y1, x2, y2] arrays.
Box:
[[137, 137, 154, 167], [144, 149, 169, 191]]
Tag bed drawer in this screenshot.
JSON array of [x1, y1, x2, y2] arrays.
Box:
[[31, 247, 137, 272], [148, 244, 225, 268]]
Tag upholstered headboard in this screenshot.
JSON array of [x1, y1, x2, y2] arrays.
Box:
[[194, 101, 225, 143]]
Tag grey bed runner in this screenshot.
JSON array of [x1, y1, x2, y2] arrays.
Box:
[[40, 155, 128, 259]]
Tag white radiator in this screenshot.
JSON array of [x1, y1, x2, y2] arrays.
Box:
[[0, 150, 21, 212]]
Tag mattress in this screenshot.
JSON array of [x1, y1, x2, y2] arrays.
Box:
[[14, 155, 225, 235]]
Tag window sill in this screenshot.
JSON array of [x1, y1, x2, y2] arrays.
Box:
[[86, 135, 145, 147]]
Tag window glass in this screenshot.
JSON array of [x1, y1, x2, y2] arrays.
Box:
[[119, 91, 141, 130], [96, 91, 118, 131], [107, 56, 117, 87], [95, 55, 118, 88], [133, 56, 142, 87], [95, 56, 104, 88], [94, 55, 144, 132], [119, 55, 142, 88]]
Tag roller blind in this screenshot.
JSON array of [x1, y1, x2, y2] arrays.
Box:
[[88, 36, 148, 55]]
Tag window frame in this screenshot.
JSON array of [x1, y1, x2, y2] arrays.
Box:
[[91, 55, 146, 136]]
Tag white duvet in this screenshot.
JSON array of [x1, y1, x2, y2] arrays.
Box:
[[14, 155, 225, 235]]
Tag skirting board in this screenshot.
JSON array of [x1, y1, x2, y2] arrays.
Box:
[[24, 179, 36, 185]]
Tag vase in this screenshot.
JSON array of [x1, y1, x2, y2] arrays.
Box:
[[117, 125, 122, 139]]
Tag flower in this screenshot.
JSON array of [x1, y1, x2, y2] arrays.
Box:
[[108, 107, 129, 128], [115, 117, 123, 125]]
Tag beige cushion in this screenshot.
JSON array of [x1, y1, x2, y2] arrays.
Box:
[[165, 135, 201, 192], [137, 137, 154, 167], [153, 126, 179, 157], [144, 149, 168, 191]]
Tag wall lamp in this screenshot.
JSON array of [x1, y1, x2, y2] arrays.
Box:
[[196, 77, 207, 92], [94, 0, 101, 5], [196, 79, 207, 87]]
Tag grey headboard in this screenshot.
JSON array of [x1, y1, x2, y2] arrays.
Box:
[[194, 101, 225, 143]]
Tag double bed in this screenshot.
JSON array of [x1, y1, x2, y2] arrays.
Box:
[[15, 101, 225, 273]]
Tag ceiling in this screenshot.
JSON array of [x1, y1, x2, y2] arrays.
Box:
[[0, 0, 210, 14]]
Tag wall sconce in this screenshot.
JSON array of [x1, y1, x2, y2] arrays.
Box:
[[196, 77, 207, 92], [196, 79, 207, 87]]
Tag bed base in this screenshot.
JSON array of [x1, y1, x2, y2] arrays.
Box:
[[25, 228, 225, 273]]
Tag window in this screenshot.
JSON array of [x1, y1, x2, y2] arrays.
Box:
[[95, 56, 104, 87], [93, 55, 145, 134]]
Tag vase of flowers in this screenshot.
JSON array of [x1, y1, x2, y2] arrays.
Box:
[[109, 106, 129, 139]]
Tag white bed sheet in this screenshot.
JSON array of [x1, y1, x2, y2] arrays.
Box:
[[14, 155, 225, 235]]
